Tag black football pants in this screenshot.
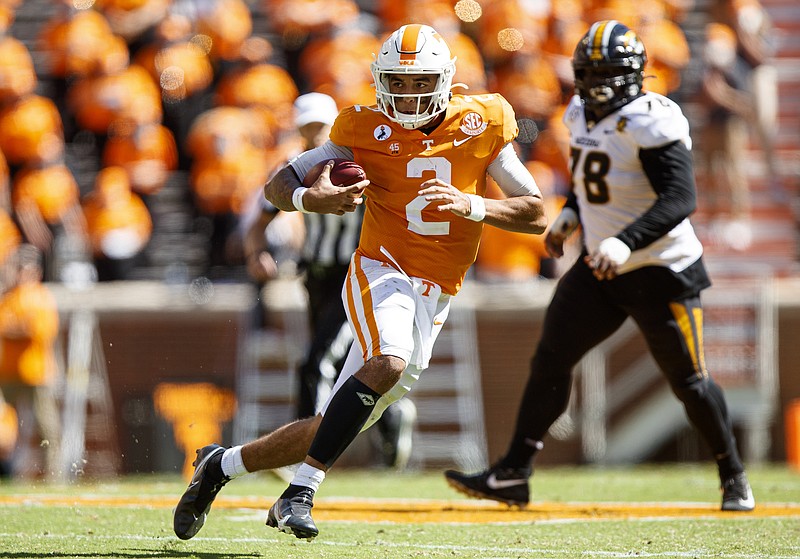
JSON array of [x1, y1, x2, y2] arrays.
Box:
[[510, 255, 741, 464]]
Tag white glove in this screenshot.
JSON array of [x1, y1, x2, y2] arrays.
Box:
[[586, 237, 631, 280], [596, 237, 631, 266]]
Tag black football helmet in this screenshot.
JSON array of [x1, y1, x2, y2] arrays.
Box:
[[572, 20, 647, 118]]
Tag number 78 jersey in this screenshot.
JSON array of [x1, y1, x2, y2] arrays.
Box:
[[330, 93, 518, 295], [563, 91, 703, 273]]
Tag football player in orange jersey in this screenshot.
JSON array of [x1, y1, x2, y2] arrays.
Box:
[[173, 24, 547, 542]]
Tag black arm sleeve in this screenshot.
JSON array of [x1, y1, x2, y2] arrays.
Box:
[[616, 140, 697, 251]]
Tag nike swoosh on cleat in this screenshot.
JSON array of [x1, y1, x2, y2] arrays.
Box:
[[736, 492, 756, 509], [453, 136, 472, 147], [485, 473, 527, 490]]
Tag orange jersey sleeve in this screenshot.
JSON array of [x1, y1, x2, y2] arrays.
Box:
[[330, 93, 518, 295]]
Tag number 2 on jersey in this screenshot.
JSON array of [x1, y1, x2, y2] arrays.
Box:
[[405, 156, 451, 236]]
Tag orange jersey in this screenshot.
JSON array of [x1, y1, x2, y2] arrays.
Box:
[[329, 93, 517, 295], [12, 163, 79, 224], [0, 282, 59, 386]]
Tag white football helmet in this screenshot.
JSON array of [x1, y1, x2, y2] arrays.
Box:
[[371, 24, 456, 129]]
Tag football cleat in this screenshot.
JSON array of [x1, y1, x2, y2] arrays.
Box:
[[173, 444, 229, 540], [445, 464, 531, 507], [721, 472, 755, 511], [266, 485, 319, 541]]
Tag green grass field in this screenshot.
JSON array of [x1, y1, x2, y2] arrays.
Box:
[[1, 464, 799, 558]]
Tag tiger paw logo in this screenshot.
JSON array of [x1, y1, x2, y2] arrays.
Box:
[[616, 116, 629, 132]]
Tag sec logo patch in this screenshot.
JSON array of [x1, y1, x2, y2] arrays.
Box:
[[459, 112, 487, 136]]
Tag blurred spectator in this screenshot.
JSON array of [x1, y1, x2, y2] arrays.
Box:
[[376, 0, 457, 33], [0, 93, 65, 169], [0, 2, 15, 33], [82, 166, 153, 281], [194, 0, 253, 64], [134, 13, 214, 104], [11, 160, 90, 281], [0, 392, 18, 478], [0, 33, 37, 105], [186, 105, 271, 269], [0, 206, 21, 273], [474, 0, 550, 68], [710, 0, 783, 201], [540, 0, 588, 96], [490, 50, 562, 128], [0, 148, 8, 204], [215, 36, 299, 143], [37, 1, 130, 140], [695, 22, 755, 251], [0, 244, 61, 479], [297, 27, 381, 109], [0, 151, 22, 277], [93, 0, 170, 48], [67, 64, 162, 144], [102, 119, 179, 201], [635, 0, 691, 95], [133, 12, 214, 167], [264, 0, 360, 38], [37, 2, 130, 81]]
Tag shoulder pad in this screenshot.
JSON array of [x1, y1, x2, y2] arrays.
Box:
[[621, 93, 690, 149]]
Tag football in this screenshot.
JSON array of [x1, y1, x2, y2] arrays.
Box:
[[302, 158, 366, 188]]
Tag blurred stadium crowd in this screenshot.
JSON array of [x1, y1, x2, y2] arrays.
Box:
[[0, 0, 780, 288]]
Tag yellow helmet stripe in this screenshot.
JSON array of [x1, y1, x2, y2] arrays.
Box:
[[588, 20, 619, 61]]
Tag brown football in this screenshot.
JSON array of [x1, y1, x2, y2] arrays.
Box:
[[302, 158, 366, 188]]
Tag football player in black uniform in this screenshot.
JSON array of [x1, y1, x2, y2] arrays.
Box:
[[445, 20, 754, 512]]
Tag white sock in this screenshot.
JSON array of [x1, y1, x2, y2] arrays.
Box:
[[220, 446, 249, 479], [291, 463, 325, 492]]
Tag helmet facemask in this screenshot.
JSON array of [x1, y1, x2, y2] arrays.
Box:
[[371, 24, 456, 130], [574, 65, 644, 113]]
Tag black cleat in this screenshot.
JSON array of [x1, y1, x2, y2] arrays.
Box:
[[445, 465, 531, 507], [721, 472, 755, 511], [266, 485, 319, 540], [173, 444, 229, 539]]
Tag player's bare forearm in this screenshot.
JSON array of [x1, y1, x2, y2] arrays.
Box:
[[264, 165, 367, 215], [484, 195, 547, 234], [420, 180, 546, 234], [263, 167, 300, 212]]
